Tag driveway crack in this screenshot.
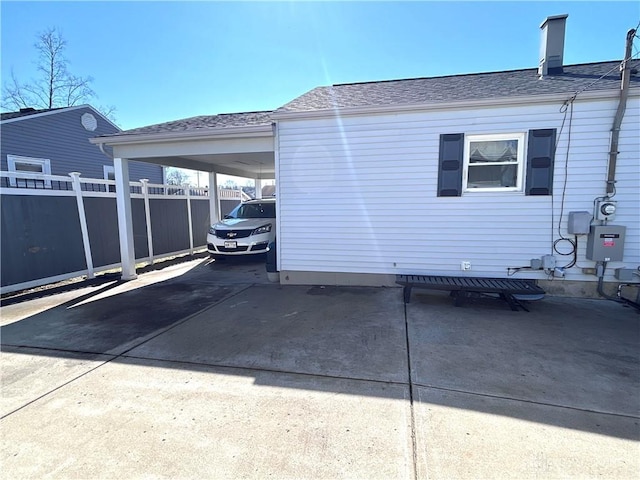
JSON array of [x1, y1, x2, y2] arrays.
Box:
[[404, 301, 419, 480]]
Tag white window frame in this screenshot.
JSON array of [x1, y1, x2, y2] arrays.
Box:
[[463, 133, 526, 193], [103, 165, 115, 180], [103, 165, 117, 192], [7, 155, 52, 187]]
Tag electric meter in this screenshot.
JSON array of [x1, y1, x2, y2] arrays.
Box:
[[595, 199, 617, 221]]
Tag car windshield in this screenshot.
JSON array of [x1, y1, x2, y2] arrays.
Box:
[[226, 202, 275, 219]]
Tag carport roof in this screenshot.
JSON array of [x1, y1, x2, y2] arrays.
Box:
[[97, 110, 273, 138]]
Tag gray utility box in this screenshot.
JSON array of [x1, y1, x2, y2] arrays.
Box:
[[568, 211, 592, 235], [586, 225, 626, 262]]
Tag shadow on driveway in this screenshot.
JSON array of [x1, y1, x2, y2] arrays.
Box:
[[1, 256, 639, 443]]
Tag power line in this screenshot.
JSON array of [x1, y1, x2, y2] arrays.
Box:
[[565, 51, 639, 105]]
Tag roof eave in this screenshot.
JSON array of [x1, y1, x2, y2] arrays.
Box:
[[0, 104, 120, 131], [90, 123, 274, 146], [272, 88, 639, 120]]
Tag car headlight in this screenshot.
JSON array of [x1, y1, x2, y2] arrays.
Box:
[[208, 227, 216, 235], [252, 224, 272, 235]]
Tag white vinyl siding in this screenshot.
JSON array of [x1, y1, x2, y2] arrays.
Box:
[[276, 97, 640, 282]]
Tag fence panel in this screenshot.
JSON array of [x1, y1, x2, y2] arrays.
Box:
[[0, 170, 254, 294], [1, 194, 86, 287], [132, 199, 150, 260], [191, 198, 211, 247], [83, 196, 120, 268], [149, 198, 190, 256]]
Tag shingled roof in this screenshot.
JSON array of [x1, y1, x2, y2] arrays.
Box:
[[114, 110, 273, 136], [277, 61, 640, 113], [0, 107, 64, 121], [97, 60, 638, 139]]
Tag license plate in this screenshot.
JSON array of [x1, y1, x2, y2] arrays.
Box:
[[224, 241, 237, 248]]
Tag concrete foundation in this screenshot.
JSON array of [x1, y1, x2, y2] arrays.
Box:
[[280, 270, 639, 299]]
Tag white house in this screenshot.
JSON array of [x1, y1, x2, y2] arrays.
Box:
[[92, 15, 639, 297], [269, 15, 639, 295]]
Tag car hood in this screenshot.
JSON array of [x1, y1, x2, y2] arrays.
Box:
[[214, 218, 274, 230]]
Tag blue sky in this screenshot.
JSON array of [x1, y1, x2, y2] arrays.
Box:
[[2, 1, 639, 131]]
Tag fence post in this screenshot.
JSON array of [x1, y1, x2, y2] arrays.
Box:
[[69, 172, 94, 279], [186, 186, 194, 255], [140, 179, 154, 263]]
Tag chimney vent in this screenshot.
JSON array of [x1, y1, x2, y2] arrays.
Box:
[[539, 14, 568, 77]]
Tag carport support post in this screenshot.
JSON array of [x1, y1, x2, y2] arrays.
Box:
[[208, 172, 219, 223], [186, 187, 194, 255], [255, 178, 263, 199], [114, 157, 138, 280]]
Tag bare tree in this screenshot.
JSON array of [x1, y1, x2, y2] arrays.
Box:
[[166, 167, 193, 186], [2, 27, 116, 120]]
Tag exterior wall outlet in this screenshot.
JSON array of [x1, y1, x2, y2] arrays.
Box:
[[530, 258, 543, 269], [461, 261, 471, 271], [541, 255, 556, 269]]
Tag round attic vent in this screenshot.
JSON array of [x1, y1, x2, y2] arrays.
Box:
[[81, 113, 97, 131]]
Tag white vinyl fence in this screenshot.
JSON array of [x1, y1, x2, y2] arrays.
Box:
[[0, 171, 242, 294]]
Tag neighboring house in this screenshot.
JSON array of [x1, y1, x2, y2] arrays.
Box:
[[0, 105, 164, 185], [90, 15, 639, 295]]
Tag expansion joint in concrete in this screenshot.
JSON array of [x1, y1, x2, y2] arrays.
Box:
[[403, 302, 419, 480]]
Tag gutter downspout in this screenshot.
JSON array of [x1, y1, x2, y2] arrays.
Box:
[[606, 28, 636, 195], [98, 142, 114, 160]]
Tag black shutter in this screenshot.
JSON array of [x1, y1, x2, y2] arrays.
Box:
[[437, 133, 464, 197], [525, 129, 556, 196]]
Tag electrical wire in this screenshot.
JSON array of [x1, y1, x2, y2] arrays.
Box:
[[549, 100, 571, 253], [557, 100, 574, 241], [566, 49, 640, 103], [553, 236, 578, 269], [548, 27, 640, 269]]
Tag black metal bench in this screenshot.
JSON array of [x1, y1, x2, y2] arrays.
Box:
[[396, 274, 545, 311]]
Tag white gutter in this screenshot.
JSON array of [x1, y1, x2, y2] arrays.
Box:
[[271, 88, 640, 121], [90, 124, 274, 146]]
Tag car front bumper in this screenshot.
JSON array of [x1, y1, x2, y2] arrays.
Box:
[[206, 232, 271, 256]]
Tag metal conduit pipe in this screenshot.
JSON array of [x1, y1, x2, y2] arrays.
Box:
[[606, 28, 636, 194], [597, 261, 640, 311], [617, 283, 640, 310], [596, 261, 621, 302]]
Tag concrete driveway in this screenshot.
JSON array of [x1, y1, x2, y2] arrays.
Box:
[[1, 256, 638, 479]]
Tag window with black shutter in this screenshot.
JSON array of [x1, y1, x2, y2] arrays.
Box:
[[437, 129, 556, 197], [437, 133, 464, 197], [525, 129, 556, 196]]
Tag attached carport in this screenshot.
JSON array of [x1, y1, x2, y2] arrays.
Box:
[[90, 111, 276, 280]]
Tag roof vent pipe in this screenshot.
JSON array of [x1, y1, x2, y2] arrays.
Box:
[[538, 14, 568, 77]]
